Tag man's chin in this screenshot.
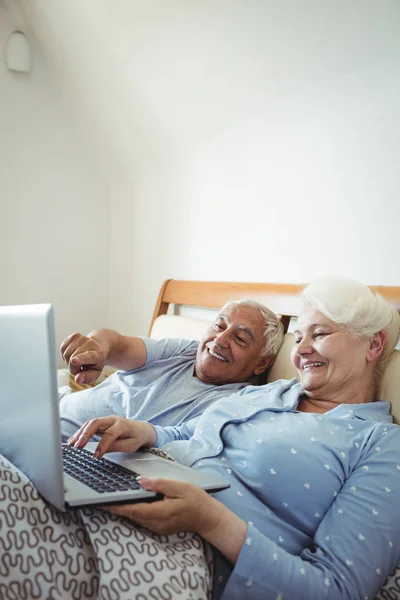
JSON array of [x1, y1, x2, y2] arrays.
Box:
[[196, 365, 231, 385]]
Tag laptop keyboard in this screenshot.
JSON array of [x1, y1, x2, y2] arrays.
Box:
[[62, 444, 142, 494]]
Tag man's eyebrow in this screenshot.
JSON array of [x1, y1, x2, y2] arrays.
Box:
[[215, 316, 255, 340], [216, 314, 228, 323], [236, 325, 255, 340]]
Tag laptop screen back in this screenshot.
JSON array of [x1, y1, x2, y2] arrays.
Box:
[[0, 304, 65, 509]]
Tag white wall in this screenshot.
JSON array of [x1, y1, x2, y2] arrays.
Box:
[[0, 3, 110, 361], [106, 0, 400, 333], [8, 0, 400, 336]]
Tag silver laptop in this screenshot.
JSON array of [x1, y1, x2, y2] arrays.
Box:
[[0, 303, 229, 511]]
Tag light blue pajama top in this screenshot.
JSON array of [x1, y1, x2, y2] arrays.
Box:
[[153, 379, 400, 600]]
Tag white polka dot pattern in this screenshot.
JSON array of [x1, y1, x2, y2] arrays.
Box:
[[153, 380, 400, 600]]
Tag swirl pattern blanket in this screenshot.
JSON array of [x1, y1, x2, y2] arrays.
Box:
[[0, 454, 213, 600]]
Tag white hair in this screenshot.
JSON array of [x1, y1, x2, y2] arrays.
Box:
[[222, 299, 284, 357], [302, 275, 400, 379]]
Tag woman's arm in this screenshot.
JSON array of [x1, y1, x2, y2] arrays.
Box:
[[107, 428, 400, 600], [68, 415, 200, 457], [68, 416, 157, 457], [220, 427, 400, 599]]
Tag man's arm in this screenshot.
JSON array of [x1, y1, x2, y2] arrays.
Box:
[[60, 329, 147, 385]]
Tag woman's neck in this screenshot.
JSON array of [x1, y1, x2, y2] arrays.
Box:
[[297, 383, 376, 414]]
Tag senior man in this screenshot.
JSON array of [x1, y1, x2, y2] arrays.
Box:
[[59, 299, 284, 440]]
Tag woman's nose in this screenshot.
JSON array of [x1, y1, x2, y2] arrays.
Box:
[[296, 336, 313, 355]]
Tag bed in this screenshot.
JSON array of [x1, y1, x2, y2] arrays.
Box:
[[26, 279, 400, 597]]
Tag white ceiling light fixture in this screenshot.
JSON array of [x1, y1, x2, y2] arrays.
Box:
[[5, 30, 31, 73]]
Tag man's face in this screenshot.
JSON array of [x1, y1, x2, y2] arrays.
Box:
[[194, 304, 273, 385]]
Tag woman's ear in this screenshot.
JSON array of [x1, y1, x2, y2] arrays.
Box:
[[366, 330, 387, 363]]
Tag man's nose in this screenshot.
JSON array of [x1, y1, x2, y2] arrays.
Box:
[[214, 329, 231, 347]]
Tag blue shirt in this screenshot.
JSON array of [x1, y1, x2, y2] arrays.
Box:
[[60, 337, 248, 440], [154, 379, 400, 600]]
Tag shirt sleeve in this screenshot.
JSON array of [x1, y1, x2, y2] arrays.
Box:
[[221, 427, 400, 600], [153, 417, 199, 447], [143, 337, 198, 365]]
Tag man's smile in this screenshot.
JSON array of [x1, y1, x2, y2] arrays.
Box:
[[205, 342, 229, 362]]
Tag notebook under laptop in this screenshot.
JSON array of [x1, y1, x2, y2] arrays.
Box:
[[0, 303, 230, 511]]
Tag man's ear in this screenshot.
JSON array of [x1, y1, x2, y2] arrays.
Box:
[[366, 330, 386, 363], [254, 355, 276, 375]]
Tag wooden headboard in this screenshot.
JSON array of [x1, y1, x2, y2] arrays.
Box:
[[150, 279, 400, 335]]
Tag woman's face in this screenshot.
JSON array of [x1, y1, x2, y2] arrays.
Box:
[[291, 308, 372, 400]]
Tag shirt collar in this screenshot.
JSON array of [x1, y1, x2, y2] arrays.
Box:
[[319, 400, 394, 423], [291, 384, 394, 423], [240, 379, 394, 424]]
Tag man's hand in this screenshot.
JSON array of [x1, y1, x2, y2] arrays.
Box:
[[60, 332, 109, 385], [61, 329, 147, 382], [67, 415, 157, 457], [105, 477, 248, 564]]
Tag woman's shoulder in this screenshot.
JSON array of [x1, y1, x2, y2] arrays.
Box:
[[359, 417, 400, 460]]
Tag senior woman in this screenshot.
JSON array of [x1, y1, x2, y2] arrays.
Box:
[[1, 276, 400, 600]]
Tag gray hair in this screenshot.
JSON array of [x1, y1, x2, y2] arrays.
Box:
[[302, 276, 400, 380], [222, 299, 284, 357]]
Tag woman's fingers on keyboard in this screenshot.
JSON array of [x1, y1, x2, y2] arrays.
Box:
[[94, 428, 122, 457], [93, 419, 136, 457], [67, 416, 145, 458], [68, 416, 121, 449], [67, 421, 91, 446], [95, 420, 149, 458]]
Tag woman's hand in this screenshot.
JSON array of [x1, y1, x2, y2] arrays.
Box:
[[67, 416, 157, 458], [105, 477, 219, 535], [106, 477, 248, 564]]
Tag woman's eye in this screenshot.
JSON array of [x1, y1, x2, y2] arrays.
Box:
[[236, 336, 246, 344], [314, 332, 326, 339], [214, 323, 223, 330], [294, 338, 302, 344]]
